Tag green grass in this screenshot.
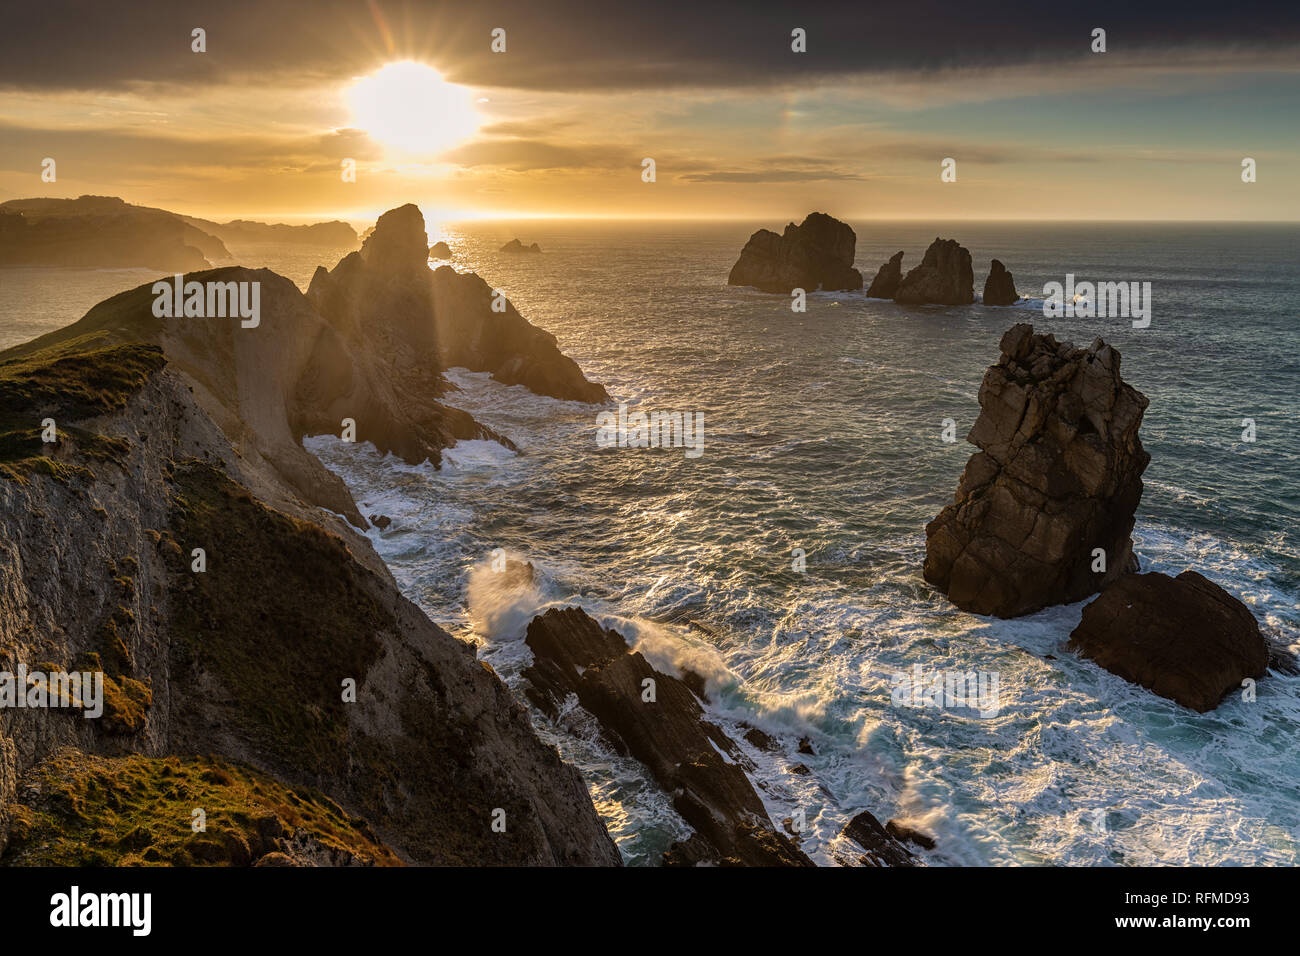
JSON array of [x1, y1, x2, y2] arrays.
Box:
[[1, 750, 401, 866], [0, 331, 162, 482]]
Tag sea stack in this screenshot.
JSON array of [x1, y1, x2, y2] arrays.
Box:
[[893, 238, 974, 305], [500, 239, 541, 253], [982, 259, 1019, 306], [924, 323, 1150, 617], [727, 212, 863, 293], [1068, 571, 1269, 712], [429, 240, 452, 259], [865, 251, 905, 298]]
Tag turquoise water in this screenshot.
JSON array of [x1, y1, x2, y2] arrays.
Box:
[[6, 221, 1298, 865]]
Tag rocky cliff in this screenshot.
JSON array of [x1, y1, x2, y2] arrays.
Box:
[[0, 206, 622, 866], [924, 324, 1150, 617], [309, 205, 607, 404]]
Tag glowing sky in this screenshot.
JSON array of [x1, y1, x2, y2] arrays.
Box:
[[1, 0, 1297, 223]]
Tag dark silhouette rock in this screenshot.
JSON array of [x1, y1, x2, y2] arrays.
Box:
[[727, 212, 863, 293], [428, 266, 608, 402], [187, 217, 357, 247], [924, 323, 1150, 617], [428, 241, 452, 259], [983, 259, 1019, 306], [1068, 571, 1269, 712], [886, 819, 937, 850], [838, 810, 915, 867], [865, 251, 904, 298], [500, 239, 541, 254], [894, 237, 974, 305], [523, 607, 813, 866], [369, 514, 392, 530], [0, 206, 213, 272], [309, 204, 607, 412], [797, 736, 815, 755], [0, 195, 229, 264]]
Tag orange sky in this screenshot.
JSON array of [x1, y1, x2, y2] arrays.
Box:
[[1, 2, 1297, 224]]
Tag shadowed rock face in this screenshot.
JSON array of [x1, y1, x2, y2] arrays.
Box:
[[983, 259, 1019, 306], [727, 212, 863, 293], [523, 607, 813, 866], [894, 237, 974, 305], [429, 266, 608, 402], [865, 251, 904, 298], [1068, 571, 1269, 712], [837, 810, 915, 867], [0, 328, 622, 867], [310, 205, 606, 406], [924, 323, 1150, 617]]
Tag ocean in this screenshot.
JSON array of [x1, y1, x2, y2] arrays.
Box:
[[5, 221, 1299, 866]]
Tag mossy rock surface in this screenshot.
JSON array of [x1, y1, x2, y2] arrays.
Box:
[[1, 749, 401, 866], [168, 461, 390, 775], [0, 331, 161, 481]]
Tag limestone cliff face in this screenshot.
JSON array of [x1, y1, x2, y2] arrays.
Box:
[[924, 324, 1150, 617], [0, 234, 621, 865]]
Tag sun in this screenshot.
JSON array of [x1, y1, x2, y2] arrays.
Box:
[[347, 61, 479, 155]]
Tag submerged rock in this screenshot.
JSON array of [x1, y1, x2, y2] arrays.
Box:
[[924, 323, 1150, 617], [727, 212, 863, 293], [982, 259, 1019, 306], [865, 251, 904, 298], [893, 237, 974, 305], [1068, 570, 1269, 712], [523, 607, 813, 866]]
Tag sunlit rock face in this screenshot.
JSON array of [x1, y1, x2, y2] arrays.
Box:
[[924, 323, 1150, 618]]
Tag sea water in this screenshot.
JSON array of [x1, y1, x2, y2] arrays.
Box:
[[7, 221, 1298, 865]]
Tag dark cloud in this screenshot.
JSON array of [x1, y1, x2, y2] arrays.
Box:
[[1, 0, 1296, 93]]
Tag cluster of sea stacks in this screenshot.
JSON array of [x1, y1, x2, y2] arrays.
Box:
[[728, 213, 1284, 714], [727, 212, 1022, 306]]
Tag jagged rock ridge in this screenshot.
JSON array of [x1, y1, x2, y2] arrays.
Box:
[[523, 607, 813, 866]]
